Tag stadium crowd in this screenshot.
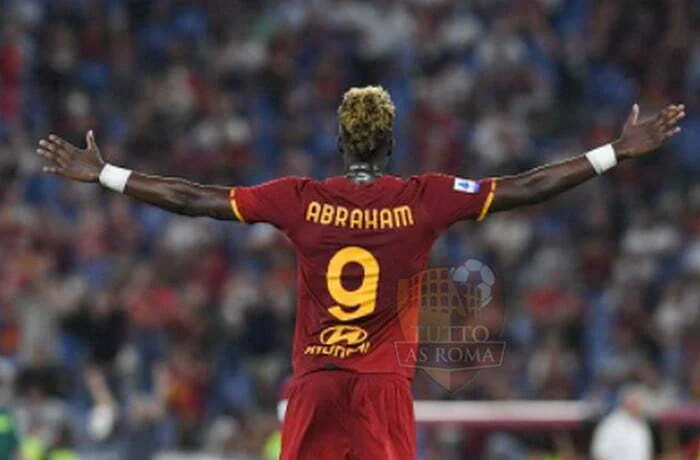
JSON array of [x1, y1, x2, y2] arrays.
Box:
[[1, 0, 700, 458]]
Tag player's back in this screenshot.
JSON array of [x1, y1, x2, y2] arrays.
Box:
[[231, 173, 496, 378]]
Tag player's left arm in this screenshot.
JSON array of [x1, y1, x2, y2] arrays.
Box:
[[36, 131, 236, 220], [36, 131, 304, 228], [488, 104, 685, 213]]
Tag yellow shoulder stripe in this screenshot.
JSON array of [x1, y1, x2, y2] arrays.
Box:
[[229, 188, 246, 222], [476, 179, 497, 222]]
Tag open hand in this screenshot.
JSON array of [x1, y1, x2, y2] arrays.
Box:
[[613, 104, 685, 160], [37, 131, 104, 182]]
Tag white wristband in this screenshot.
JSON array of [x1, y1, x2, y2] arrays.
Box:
[[585, 143, 617, 175], [99, 164, 132, 193]]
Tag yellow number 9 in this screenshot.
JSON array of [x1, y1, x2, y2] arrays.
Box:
[[326, 246, 379, 321]]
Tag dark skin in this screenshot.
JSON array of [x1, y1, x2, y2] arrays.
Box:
[[37, 103, 685, 220]]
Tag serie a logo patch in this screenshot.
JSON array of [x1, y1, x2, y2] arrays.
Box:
[[453, 178, 480, 194]]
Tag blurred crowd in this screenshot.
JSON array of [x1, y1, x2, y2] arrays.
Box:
[[1, 0, 700, 458]]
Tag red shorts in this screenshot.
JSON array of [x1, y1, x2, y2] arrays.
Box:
[[281, 370, 416, 460]]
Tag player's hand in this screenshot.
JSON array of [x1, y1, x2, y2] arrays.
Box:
[[612, 103, 685, 160], [36, 130, 104, 182]]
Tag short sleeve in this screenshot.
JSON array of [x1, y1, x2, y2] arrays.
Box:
[[419, 173, 497, 232], [230, 177, 307, 230]]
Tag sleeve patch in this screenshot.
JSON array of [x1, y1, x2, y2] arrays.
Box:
[[453, 178, 480, 194]]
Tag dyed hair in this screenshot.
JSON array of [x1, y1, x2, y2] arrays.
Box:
[[337, 86, 396, 161]]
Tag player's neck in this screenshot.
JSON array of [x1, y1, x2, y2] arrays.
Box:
[[345, 163, 383, 184]]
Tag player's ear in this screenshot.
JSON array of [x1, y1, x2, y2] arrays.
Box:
[[388, 138, 395, 157], [336, 135, 344, 155]]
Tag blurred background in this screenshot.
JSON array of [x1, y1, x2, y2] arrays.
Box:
[[1, 0, 700, 458]]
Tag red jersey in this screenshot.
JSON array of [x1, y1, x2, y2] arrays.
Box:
[[231, 174, 496, 379]]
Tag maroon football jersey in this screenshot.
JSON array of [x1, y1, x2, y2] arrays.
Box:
[[231, 174, 496, 379]]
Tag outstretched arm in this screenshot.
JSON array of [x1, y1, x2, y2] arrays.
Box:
[[36, 131, 236, 220], [489, 104, 685, 213]]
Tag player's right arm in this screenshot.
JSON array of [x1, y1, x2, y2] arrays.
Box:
[[36, 131, 237, 220], [419, 104, 685, 231], [489, 104, 685, 213]]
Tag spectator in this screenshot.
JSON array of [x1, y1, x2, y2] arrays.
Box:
[[591, 386, 654, 460]]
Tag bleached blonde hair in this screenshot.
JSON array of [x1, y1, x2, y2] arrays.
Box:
[[337, 86, 396, 161]]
